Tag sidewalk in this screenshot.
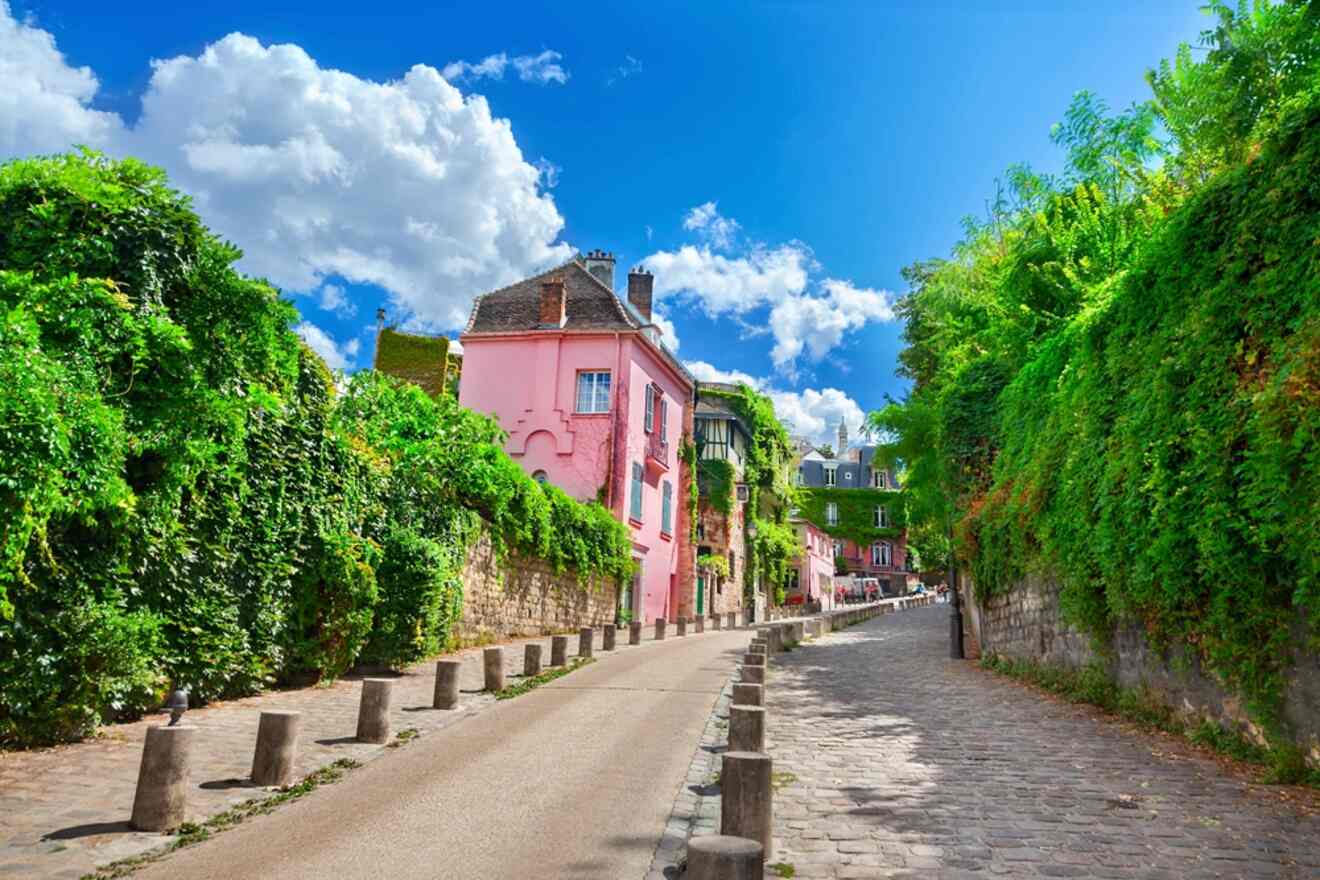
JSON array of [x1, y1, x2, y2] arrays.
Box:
[[754, 606, 1320, 878], [0, 617, 738, 879]]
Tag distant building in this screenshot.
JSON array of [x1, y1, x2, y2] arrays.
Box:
[[693, 382, 752, 619], [458, 251, 695, 624], [785, 515, 835, 609]]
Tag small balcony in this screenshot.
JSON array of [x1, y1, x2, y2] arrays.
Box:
[[645, 431, 670, 476]]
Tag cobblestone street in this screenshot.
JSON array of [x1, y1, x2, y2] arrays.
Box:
[[763, 606, 1320, 879]]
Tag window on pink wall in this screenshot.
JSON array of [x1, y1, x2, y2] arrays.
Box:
[[576, 371, 611, 413]]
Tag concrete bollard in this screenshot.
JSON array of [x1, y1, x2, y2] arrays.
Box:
[[730, 611, 739, 629], [728, 705, 766, 753], [695, 616, 705, 634], [356, 678, 393, 744], [687, 834, 764, 880], [732, 683, 764, 707], [579, 627, 594, 659], [551, 635, 568, 666], [721, 751, 773, 858], [743, 652, 766, 667], [603, 624, 617, 651], [524, 644, 543, 677], [677, 617, 687, 637], [712, 614, 722, 631], [130, 725, 195, 831], [483, 647, 505, 692], [741, 665, 766, 686], [656, 618, 667, 640], [629, 621, 642, 645], [251, 710, 302, 787], [434, 659, 462, 710]]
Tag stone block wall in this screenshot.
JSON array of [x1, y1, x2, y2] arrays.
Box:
[[456, 530, 619, 643], [977, 574, 1319, 764]]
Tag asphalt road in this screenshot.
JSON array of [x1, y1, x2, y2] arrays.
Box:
[[137, 627, 749, 880]]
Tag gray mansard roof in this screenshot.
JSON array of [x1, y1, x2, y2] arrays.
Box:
[[798, 446, 899, 489]]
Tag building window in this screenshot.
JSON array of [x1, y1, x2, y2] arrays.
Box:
[[576, 371, 611, 413], [630, 462, 644, 521], [872, 542, 892, 567], [874, 505, 888, 528], [661, 480, 673, 535], [824, 466, 837, 487], [844, 471, 852, 481], [532, 470, 549, 485], [826, 502, 838, 525], [873, 470, 886, 489], [833, 540, 844, 559]]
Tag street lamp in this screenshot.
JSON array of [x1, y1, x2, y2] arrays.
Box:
[[947, 529, 964, 660], [164, 687, 189, 726]]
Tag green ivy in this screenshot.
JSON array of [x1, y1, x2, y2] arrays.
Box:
[[697, 458, 735, 515], [696, 553, 730, 579], [795, 487, 907, 547]]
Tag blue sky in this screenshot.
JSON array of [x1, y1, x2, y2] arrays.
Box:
[[2, 1, 1208, 444]]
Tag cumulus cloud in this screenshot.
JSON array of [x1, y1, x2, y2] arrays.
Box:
[[652, 307, 680, 353], [318, 283, 355, 317], [442, 49, 568, 85], [682, 201, 740, 250], [686, 360, 867, 448], [0, 2, 124, 154], [0, 10, 574, 331], [296, 321, 355, 370], [534, 156, 561, 189], [646, 206, 896, 375]]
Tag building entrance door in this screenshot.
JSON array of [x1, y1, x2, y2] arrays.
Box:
[[696, 576, 705, 616]]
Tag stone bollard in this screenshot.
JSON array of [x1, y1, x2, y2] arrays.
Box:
[[728, 705, 766, 753], [732, 683, 764, 707], [743, 652, 766, 667], [687, 834, 764, 880], [791, 621, 805, 644], [251, 710, 301, 787], [130, 725, 195, 831], [434, 660, 462, 710], [629, 621, 642, 645], [721, 751, 773, 858], [695, 616, 705, 634], [603, 624, 617, 651], [712, 614, 722, 631], [524, 643, 543, 677], [483, 647, 506, 692], [762, 627, 783, 654], [551, 635, 568, 666], [356, 678, 393, 744], [730, 611, 739, 629], [579, 627, 594, 659], [677, 617, 687, 637], [741, 665, 766, 686], [742, 608, 752, 627], [807, 620, 822, 639], [656, 618, 667, 641]]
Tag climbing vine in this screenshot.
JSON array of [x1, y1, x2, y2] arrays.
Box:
[[796, 487, 907, 548]]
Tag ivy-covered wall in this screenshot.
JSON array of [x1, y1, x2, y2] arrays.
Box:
[[374, 328, 451, 398], [796, 487, 907, 547]]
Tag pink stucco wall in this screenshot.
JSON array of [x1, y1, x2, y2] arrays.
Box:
[[791, 520, 836, 608], [459, 330, 690, 623]]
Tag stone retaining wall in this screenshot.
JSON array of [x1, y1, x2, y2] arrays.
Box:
[[456, 529, 619, 642], [977, 574, 1320, 764]]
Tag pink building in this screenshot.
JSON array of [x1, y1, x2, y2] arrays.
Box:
[[459, 251, 695, 624], [786, 517, 836, 610]]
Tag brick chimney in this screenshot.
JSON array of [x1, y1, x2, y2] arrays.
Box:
[[627, 266, 654, 321], [539, 276, 566, 327], [584, 249, 615, 290]]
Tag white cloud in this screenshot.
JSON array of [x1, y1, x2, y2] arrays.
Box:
[[318, 283, 356, 317], [685, 360, 866, 448], [652, 307, 680, 352], [534, 156, 560, 189], [0, 2, 124, 155], [606, 55, 642, 86], [442, 49, 568, 85], [296, 321, 354, 370], [447, 337, 463, 354], [0, 11, 574, 331], [682, 201, 740, 250], [646, 206, 896, 375]]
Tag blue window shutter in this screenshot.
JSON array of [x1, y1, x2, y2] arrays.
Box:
[[644, 384, 654, 432], [662, 481, 672, 534], [631, 462, 643, 521]]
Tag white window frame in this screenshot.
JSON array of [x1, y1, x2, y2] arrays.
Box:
[[873, 470, 886, 489], [576, 371, 611, 414], [824, 466, 837, 487], [826, 501, 838, 526], [872, 542, 891, 567], [874, 505, 888, 528]]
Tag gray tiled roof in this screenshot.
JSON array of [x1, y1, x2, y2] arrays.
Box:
[[798, 446, 899, 490], [463, 258, 638, 334]]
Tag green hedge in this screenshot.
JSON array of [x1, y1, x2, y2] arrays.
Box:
[[0, 152, 633, 747]]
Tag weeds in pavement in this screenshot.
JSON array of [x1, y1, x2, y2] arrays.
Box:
[[768, 863, 797, 878], [980, 654, 1319, 787], [82, 758, 363, 879], [387, 727, 419, 748], [495, 657, 595, 700], [770, 771, 797, 791]]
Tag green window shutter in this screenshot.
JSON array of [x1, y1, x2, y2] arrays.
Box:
[[631, 462, 644, 521], [662, 481, 673, 535]]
